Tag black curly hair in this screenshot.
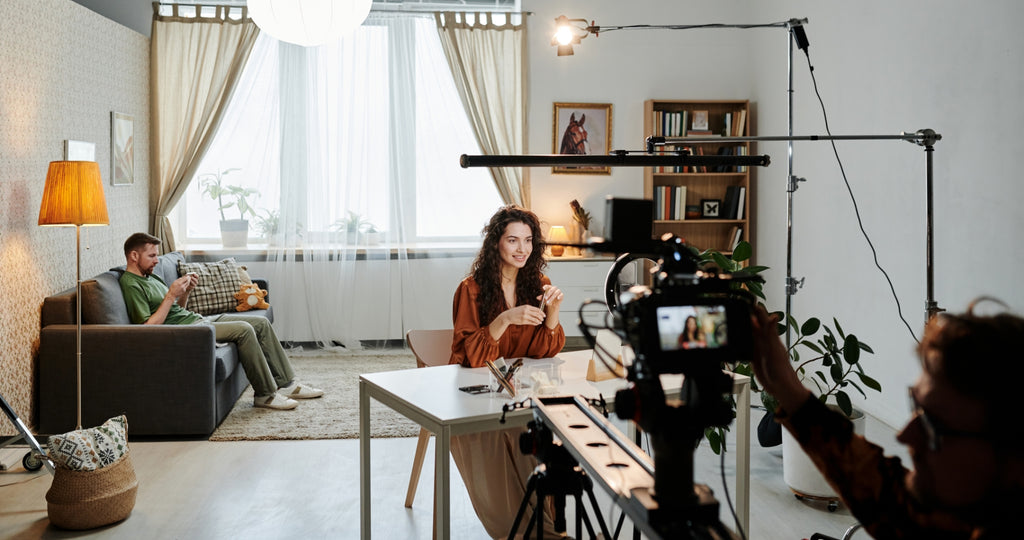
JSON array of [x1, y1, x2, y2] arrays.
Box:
[[470, 205, 548, 324]]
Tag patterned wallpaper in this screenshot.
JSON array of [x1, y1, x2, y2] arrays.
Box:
[[0, 0, 150, 433]]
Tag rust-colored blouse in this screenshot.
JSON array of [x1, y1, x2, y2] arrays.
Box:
[[449, 275, 566, 368]]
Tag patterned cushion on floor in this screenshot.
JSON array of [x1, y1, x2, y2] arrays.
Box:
[[48, 415, 129, 471]]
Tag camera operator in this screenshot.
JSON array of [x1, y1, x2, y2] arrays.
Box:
[[750, 302, 1024, 539]]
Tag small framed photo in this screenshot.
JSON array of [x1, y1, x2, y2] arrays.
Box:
[[701, 198, 721, 218], [63, 140, 96, 161], [111, 111, 134, 186], [552, 102, 613, 175], [691, 110, 709, 131]]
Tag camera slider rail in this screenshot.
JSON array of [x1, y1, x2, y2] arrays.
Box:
[[533, 395, 727, 540]]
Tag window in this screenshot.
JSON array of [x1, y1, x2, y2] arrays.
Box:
[[181, 15, 501, 245]]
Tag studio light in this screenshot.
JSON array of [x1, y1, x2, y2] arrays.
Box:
[[248, 0, 372, 47], [551, 15, 592, 56]]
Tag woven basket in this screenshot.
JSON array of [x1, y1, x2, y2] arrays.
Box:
[[46, 451, 138, 530]]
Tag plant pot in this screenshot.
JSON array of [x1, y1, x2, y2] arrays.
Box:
[[782, 405, 865, 499], [219, 219, 249, 248], [346, 231, 358, 244], [365, 232, 381, 246]]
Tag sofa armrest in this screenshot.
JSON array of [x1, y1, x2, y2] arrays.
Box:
[[37, 324, 222, 435]]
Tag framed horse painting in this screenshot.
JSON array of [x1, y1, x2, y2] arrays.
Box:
[[552, 102, 612, 174]]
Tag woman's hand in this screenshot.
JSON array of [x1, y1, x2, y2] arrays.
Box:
[[538, 284, 564, 314], [502, 305, 547, 326], [538, 284, 563, 329], [750, 305, 810, 412]]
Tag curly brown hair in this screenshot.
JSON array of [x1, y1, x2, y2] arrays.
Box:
[[470, 205, 548, 324]]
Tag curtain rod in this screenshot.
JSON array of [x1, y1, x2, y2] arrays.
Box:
[[156, 1, 531, 14]]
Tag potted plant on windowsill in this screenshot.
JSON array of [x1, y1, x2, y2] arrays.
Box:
[[255, 209, 304, 247], [199, 168, 259, 248], [364, 223, 382, 246], [331, 211, 370, 244]]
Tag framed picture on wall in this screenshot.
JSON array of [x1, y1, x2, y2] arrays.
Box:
[[552, 102, 612, 175], [111, 111, 134, 186]]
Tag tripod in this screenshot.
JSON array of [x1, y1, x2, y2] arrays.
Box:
[[508, 442, 612, 540], [1, 391, 53, 473]]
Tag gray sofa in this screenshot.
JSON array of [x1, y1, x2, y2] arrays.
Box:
[[37, 251, 272, 437]]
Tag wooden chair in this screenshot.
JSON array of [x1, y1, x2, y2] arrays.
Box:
[[404, 329, 454, 512]]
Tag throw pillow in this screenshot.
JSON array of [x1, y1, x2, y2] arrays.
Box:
[[234, 282, 269, 311], [177, 258, 243, 315], [48, 415, 129, 471]]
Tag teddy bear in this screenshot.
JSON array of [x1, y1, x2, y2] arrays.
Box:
[[234, 283, 269, 312]]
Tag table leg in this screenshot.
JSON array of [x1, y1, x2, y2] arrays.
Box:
[[735, 381, 750, 536], [435, 425, 451, 539], [360, 380, 371, 540]]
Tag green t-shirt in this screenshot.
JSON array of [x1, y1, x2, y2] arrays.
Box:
[[119, 271, 203, 325]]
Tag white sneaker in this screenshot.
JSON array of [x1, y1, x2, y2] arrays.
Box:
[[279, 382, 324, 400], [254, 394, 298, 410]]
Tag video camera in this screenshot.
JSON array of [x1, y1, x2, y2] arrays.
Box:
[[575, 197, 762, 537]]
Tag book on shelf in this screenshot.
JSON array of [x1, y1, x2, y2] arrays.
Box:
[[723, 185, 740, 220], [653, 185, 687, 220], [686, 130, 714, 137], [728, 226, 743, 251], [723, 112, 732, 137], [733, 109, 747, 137], [735, 186, 746, 220]]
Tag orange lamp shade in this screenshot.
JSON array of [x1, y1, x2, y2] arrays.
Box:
[[38, 161, 110, 226]]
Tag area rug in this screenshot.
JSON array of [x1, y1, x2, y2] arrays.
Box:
[[209, 349, 422, 441]]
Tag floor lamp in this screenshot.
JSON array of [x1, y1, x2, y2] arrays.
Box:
[[38, 161, 110, 430]]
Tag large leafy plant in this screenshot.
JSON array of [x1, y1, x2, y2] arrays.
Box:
[[762, 314, 881, 418], [692, 241, 767, 454]]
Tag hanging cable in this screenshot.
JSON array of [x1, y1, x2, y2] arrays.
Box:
[[801, 49, 920, 344]]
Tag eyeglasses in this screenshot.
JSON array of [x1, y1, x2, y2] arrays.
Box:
[[907, 387, 990, 451]]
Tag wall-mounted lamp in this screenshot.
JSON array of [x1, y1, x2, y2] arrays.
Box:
[[551, 15, 594, 56]]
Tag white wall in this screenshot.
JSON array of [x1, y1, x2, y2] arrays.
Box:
[[524, 0, 1024, 428]]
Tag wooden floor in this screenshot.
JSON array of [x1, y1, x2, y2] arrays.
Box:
[[0, 407, 908, 539]]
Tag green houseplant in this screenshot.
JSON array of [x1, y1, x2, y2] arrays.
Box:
[[254, 209, 302, 246], [199, 168, 259, 248], [689, 241, 882, 456], [331, 211, 371, 244]]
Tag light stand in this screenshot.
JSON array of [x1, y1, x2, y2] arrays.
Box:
[[39, 161, 110, 430]]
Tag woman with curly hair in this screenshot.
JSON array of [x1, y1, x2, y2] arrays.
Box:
[[448, 205, 565, 538]]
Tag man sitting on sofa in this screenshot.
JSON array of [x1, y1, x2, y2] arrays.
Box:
[[119, 232, 322, 410]]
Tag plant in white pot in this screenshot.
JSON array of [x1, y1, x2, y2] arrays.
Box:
[[199, 168, 259, 248], [331, 211, 370, 244], [363, 223, 382, 246], [254, 209, 302, 247], [763, 314, 882, 506]]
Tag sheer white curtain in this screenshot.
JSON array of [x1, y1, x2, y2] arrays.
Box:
[[183, 13, 501, 347]]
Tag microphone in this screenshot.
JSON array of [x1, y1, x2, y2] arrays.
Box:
[[791, 23, 810, 53], [901, 129, 941, 147]]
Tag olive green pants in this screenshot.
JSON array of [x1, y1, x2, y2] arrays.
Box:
[[203, 314, 294, 398]]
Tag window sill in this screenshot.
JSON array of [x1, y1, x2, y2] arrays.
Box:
[[181, 241, 483, 262]]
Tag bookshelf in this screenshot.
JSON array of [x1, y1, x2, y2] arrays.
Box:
[[643, 99, 752, 256]]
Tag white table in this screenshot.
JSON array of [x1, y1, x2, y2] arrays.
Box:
[[359, 350, 750, 539]]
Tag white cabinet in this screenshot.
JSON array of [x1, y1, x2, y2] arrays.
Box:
[[545, 258, 616, 337]]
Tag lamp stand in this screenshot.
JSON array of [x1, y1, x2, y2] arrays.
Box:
[[75, 225, 83, 430]]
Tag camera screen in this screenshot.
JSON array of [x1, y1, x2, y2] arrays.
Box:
[[656, 305, 728, 351]]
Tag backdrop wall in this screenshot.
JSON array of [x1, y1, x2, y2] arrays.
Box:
[[526, 0, 1024, 428]]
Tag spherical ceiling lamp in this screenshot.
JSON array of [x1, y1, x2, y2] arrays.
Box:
[[248, 0, 372, 47]]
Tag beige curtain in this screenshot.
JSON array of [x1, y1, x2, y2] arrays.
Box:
[[150, 4, 260, 252], [435, 12, 528, 208]]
